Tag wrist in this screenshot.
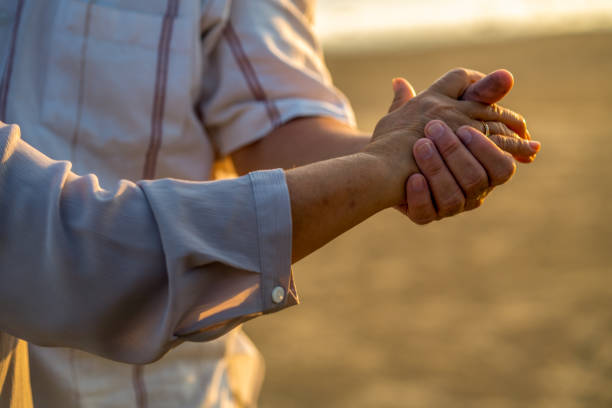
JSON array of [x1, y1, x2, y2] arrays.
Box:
[[358, 150, 408, 208], [361, 136, 421, 207]]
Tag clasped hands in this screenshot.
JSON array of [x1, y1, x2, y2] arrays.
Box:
[[364, 68, 541, 224]]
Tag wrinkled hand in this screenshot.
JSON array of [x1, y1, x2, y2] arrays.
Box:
[[386, 68, 542, 224], [405, 120, 516, 223], [388, 68, 540, 162]]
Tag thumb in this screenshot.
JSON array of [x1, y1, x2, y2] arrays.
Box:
[[388, 77, 416, 112], [461, 69, 514, 104]]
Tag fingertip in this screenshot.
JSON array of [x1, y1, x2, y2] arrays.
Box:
[[456, 126, 474, 144], [408, 173, 427, 193], [392, 77, 402, 93], [529, 141, 541, 154], [424, 120, 447, 140], [492, 69, 514, 90]]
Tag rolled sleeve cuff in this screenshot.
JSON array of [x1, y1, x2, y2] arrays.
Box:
[[175, 169, 299, 341], [249, 169, 299, 313], [140, 169, 298, 344]]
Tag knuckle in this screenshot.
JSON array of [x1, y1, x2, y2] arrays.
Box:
[[488, 103, 503, 117], [503, 159, 517, 181], [464, 201, 477, 211], [437, 137, 462, 157], [466, 198, 484, 211], [492, 156, 516, 185], [516, 116, 528, 135], [422, 96, 453, 115], [501, 108, 527, 136], [439, 194, 465, 216], [424, 160, 445, 177], [450, 67, 470, 82], [496, 122, 517, 138], [497, 136, 514, 153], [489, 122, 502, 134], [430, 102, 450, 114], [463, 175, 488, 198]]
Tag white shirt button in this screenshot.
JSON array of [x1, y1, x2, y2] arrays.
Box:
[[271, 286, 285, 304]]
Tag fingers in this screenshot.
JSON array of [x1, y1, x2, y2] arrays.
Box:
[[456, 126, 517, 186], [405, 174, 437, 225], [412, 139, 464, 218], [469, 119, 518, 139], [487, 134, 541, 161], [389, 77, 416, 113], [423, 121, 490, 211], [460, 69, 514, 105], [429, 68, 485, 99], [468, 120, 539, 160], [461, 101, 528, 138]]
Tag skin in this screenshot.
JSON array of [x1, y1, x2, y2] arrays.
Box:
[[231, 68, 541, 261], [392, 70, 541, 223], [233, 69, 541, 224], [232, 69, 537, 174]]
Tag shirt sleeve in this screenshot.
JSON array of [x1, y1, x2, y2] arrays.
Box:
[[0, 122, 298, 364], [201, 0, 357, 156]]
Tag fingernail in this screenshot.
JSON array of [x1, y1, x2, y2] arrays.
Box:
[[529, 141, 541, 153], [426, 122, 444, 140], [416, 140, 433, 159], [457, 127, 472, 144], [411, 176, 426, 192]]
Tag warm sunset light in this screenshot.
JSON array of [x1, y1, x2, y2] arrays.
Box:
[[2, 1, 611, 407], [315, 0, 612, 51]]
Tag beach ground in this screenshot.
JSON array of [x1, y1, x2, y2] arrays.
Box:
[[245, 30, 612, 408]]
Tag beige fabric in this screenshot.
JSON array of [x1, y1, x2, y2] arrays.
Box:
[[0, 0, 354, 406]]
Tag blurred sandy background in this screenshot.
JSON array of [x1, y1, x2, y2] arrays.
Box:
[[244, 29, 612, 407]]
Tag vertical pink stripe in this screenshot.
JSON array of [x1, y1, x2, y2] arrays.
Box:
[[70, 0, 95, 161], [0, 0, 25, 122], [222, 23, 282, 128], [142, 0, 180, 179]]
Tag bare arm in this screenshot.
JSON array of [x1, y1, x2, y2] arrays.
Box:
[[232, 69, 540, 229], [286, 151, 402, 262], [231, 116, 369, 176], [231, 69, 536, 178], [284, 69, 522, 261]]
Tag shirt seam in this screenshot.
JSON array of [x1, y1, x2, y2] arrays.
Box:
[[248, 173, 268, 312]]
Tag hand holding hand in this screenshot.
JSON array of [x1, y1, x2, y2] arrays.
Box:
[[390, 68, 540, 162], [406, 120, 516, 223], [381, 68, 542, 224]]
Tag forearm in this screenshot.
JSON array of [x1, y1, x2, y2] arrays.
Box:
[[232, 116, 426, 262], [232, 117, 370, 175], [287, 151, 415, 262]]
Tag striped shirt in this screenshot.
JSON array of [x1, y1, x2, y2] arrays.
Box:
[[0, 0, 354, 406]]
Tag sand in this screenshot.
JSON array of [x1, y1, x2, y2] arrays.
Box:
[[245, 30, 612, 407]]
